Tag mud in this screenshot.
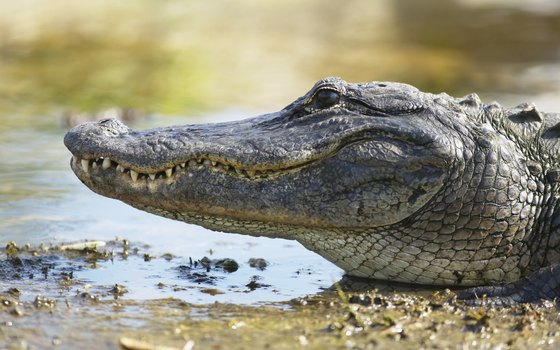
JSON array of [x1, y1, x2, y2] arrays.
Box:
[[1, 241, 559, 350]]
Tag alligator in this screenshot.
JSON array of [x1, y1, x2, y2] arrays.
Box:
[[64, 77, 560, 304]]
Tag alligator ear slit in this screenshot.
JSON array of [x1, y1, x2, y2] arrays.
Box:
[[507, 103, 543, 123], [546, 169, 560, 183], [527, 161, 543, 176], [546, 122, 560, 138]]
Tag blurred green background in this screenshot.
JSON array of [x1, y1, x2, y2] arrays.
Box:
[[1, 0, 559, 120]]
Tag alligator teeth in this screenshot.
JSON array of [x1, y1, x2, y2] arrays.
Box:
[[81, 159, 90, 172], [102, 158, 112, 169], [74, 155, 276, 183]]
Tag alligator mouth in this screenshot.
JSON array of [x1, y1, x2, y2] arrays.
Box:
[[71, 129, 430, 185], [72, 154, 308, 182]]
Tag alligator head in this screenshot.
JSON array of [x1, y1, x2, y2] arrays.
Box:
[[64, 77, 454, 229], [66, 77, 552, 285]]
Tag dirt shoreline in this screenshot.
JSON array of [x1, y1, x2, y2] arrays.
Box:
[[1, 242, 559, 349]]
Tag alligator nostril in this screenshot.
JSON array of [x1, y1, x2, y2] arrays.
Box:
[[96, 118, 130, 135], [99, 118, 115, 125]]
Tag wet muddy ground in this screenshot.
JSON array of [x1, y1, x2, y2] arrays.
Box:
[[1, 241, 559, 350]]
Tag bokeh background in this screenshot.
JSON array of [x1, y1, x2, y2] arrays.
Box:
[[1, 0, 559, 303], [1, 0, 559, 119]]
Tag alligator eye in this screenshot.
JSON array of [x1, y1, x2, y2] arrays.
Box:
[[312, 89, 340, 109]]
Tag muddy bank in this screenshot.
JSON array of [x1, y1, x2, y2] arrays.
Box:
[[1, 242, 559, 350]]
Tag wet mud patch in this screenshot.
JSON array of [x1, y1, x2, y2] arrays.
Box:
[[3, 286, 560, 349], [166, 258, 273, 296], [174, 257, 240, 285], [245, 275, 272, 291], [0, 255, 59, 281]]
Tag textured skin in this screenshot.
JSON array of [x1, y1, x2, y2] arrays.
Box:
[[457, 264, 560, 305], [64, 77, 560, 300]]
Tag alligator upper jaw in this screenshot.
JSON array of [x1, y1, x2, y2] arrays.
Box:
[[64, 106, 439, 180], [64, 109, 338, 174], [65, 127, 323, 188]]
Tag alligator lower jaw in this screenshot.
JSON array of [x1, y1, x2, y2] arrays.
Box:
[[130, 202, 300, 239], [71, 154, 306, 183], [71, 155, 328, 231]]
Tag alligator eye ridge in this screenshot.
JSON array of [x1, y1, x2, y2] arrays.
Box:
[[312, 89, 340, 110]]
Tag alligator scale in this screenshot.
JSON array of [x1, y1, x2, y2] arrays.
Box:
[[65, 78, 560, 302]]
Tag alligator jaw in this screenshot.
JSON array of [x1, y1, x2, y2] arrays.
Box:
[[69, 143, 328, 204], [66, 105, 450, 232], [70, 152, 305, 184]]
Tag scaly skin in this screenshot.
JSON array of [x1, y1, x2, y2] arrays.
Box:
[[64, 77, 560, 302]]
